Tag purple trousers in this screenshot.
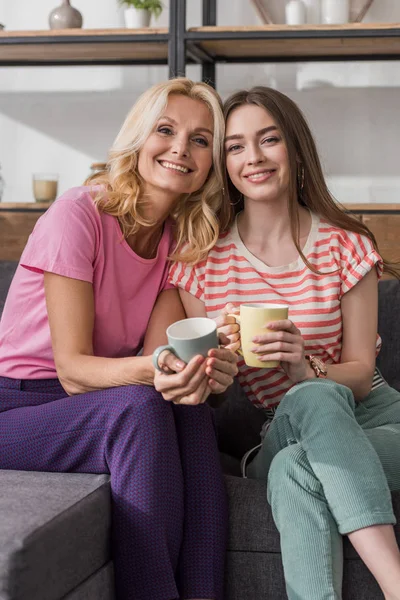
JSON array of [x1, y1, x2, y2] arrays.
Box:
[[0, 377, 228, 600]]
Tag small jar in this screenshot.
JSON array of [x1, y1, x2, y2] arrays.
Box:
[[286, 0, 307, 25], [0, 164, 4, 202], [321, 0, 349, 24], [88, 162, 107, 181], [90, 162, 107, 175]]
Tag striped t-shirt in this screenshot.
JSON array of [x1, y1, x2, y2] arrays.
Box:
[[169, 212, 385, 412]]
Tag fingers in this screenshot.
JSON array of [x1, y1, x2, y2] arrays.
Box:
[[250, 325, 304, 366], [252, 330, 301, 346], [216, 320, 240, 338], [158, 350, 186, 374], [172, 377, 211, 406], [208, 346, 239, 364], [255, 351, 303, 364], [265, 319, 300, 335], [224, 340, 241, 353], [205, 347, 239, 394], [250, 341, 297, 355], [154, 355, 207, 399], [220, 302, 240, 316]]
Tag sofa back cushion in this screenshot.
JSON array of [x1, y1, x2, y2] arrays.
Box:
[[0, 261, 17, 316], [377, 279, 400, 391]]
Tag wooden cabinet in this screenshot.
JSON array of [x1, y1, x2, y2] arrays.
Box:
[[345, 205, 400, 274], [1, 203, 400, 272], [361, 215, 400, 265], [0, 204, 48, 261]]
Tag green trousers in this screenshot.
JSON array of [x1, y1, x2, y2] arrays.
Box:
[[247, 379, 400, 600]]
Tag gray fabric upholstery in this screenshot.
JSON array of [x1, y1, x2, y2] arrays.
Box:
[[0, 470, 111, 600], [224, 551, 384, 600], [377, 279, 400, 390], [64, 563, 115, 600], [214, 378, 266, 460], [224, 475, 400, 558], [0, 261, 17, 316]]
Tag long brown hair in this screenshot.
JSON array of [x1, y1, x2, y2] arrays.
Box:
[[223, 86, 399, 277]]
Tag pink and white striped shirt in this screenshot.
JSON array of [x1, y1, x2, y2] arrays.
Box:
[[169, 212, 384, 412]]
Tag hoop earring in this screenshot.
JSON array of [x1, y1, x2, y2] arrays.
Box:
[[297, 164, 305, 193]]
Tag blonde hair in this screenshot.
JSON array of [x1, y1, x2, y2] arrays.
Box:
[[223, 86, 399, 277], [86, 77, 230, 264]]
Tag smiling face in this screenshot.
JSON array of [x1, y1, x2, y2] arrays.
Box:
[[137, 94, 214, 201], [225, 104, 290, 205]]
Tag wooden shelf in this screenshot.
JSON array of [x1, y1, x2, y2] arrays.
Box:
[[1, 202, 400, 212], [0, 28, 169, 66], [344, 203, 400, 213], [2, 24, 400, 67], [0, 202, 51, 211], [187, 23, 400, 62]]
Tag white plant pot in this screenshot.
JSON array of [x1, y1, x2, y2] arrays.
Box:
[[124, 7, 151, 28]]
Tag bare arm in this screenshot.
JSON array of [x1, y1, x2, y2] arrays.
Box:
[[254, 268, 379, 402], [325, 267, 378, 400], [45, 272, 154, 395], [143, 288, 186, 355]]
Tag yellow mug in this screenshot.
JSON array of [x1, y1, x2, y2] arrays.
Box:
[[229, 303, 289, 368]]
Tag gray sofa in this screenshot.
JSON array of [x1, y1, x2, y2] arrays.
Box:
[[1, 259, 399, 600]]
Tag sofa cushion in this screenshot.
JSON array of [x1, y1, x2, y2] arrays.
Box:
[[377, 279, 400, 390], [64, 563, 115, 600], [214, 379, 266, 459], [0, 261, 17, 316], [0, 470, 111, 600], [225, 475, 400, 560]]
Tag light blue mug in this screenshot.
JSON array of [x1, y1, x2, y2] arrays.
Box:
[[152, 317, 218, 372]]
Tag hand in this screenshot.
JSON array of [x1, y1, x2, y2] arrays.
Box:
[[214, 303, 241, 352], [154, 353, 211, 405], [250, 319, 313, 384], [205, 346, 239, 394]]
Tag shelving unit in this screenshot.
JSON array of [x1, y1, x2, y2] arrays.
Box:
[[0, 1, 400, 83], [0, 0, 400, 261]]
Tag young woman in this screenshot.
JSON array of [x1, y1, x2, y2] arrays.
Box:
[[169, 86, 400, 600], [0, 78, 239, 600]]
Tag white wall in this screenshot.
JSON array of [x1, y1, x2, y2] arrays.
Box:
[[0, 0, 399, 204]]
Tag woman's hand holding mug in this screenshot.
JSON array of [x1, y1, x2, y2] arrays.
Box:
[[152, 317, 238, 405], [214, 303, 241, 352], [223, 302, 310, 382], [249, 318, 310, 383]]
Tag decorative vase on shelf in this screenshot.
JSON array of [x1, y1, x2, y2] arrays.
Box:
[[285, 0, 307, 25], [124, 7, 151, 28], [321, 0, 349, 24], [49, 0, 83, 30]]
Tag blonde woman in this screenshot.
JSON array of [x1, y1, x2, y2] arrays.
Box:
[[170, 86, 400, 600], [0, 78, 238, 600]]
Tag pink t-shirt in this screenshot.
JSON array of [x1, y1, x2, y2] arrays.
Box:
[[0, 186, 174, 379]]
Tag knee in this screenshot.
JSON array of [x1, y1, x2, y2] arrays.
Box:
[[96, 384, 170, 425], [117, 384, 169, 420], [267, 445, 307, 505], [280, 379, 355, 414]]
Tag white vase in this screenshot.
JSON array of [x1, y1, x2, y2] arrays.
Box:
[[285, 0, 307, 25], [302, 0, 321, 24], [124, 7, 151, 28], [321, 0, 349, 24]]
